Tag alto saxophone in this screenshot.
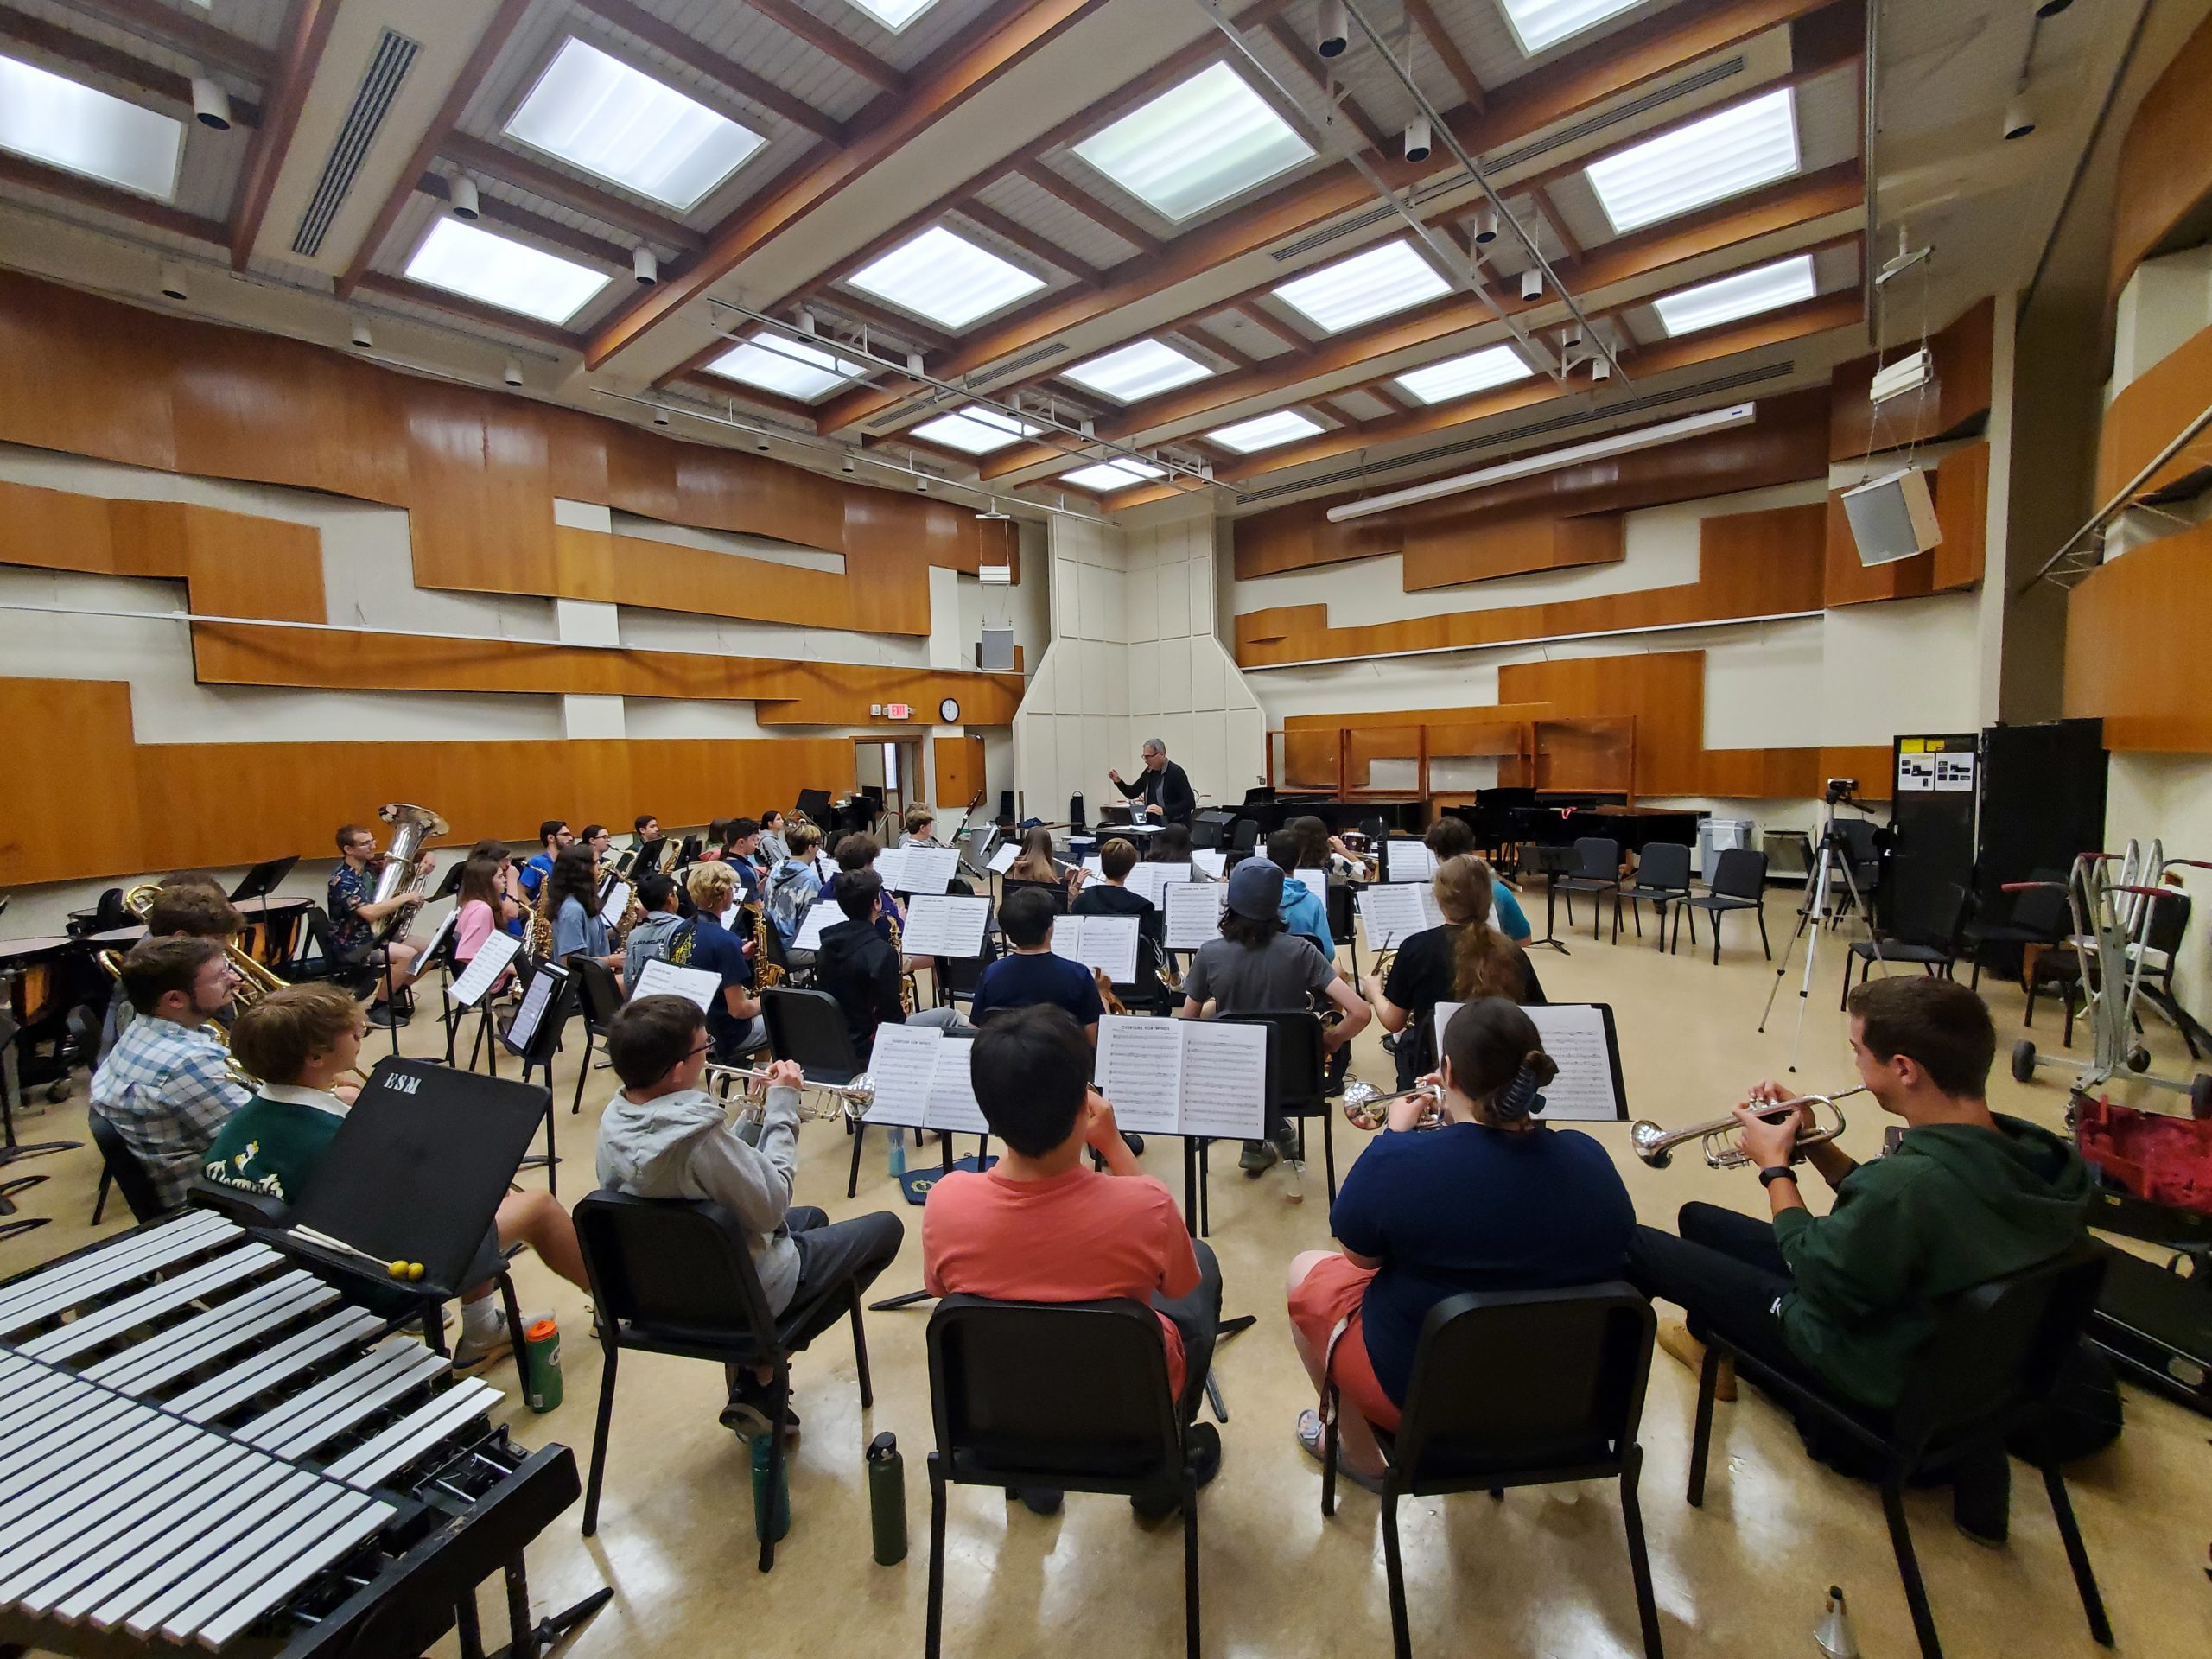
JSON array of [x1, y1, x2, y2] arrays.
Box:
[[750, 895, 785, 990], [887, 911, 916, 1016]]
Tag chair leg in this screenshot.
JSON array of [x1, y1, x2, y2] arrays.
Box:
[[1183, 1477, 1203, 1659], [925, 1458, 948, 1659], [1712, 911, 1723, 966], [1321, 1113, 1338, 1205], [1758, 907, 1771, 961], [1321, 1388, 1339, 1518], [1879, 1476, 1944, 1659], [758, 1364, 790, 1573], [1381, 1489, 1413, 1659], [1613, 896, 1623, 944], [2040, 1463, 2113, 1646], [1618, 1444, 1664, 1659], [91, 1167, 111, 1226], [582, 1343, 618, 1537], [848, 1121, 867, 1200], [570, 1030, 592, 1116], [1687, 1345, 1721, 1507], [849, 1287, 874, 1409]]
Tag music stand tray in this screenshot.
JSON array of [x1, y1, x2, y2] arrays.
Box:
[[429, 860, 467, 903], [230, 855, 298, 906]]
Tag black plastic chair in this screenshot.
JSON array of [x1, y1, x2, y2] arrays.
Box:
[[1321, 1284, 1662, 1659], [1218, 1008, 1336, 1209], [87, 1111, 168, 1224], [1842, 885, 1969, 1007], [1228, 821, 1260, 869], [933, 938, 999, 1010], [1962, 870, 2069, 991], [1554, 837, 1623, 942], [564, 956, 624, 1116], [762, 986, 887, 1198], [1674, 849, 1770, 964], [1685, 1245, 2113, 1659], [1104, 934, 1179, 1018], [573, 1192, 875, 1569], [1612, 842, 1693, 949], [925, 1296, 1206, 1659], [2130, 889, 2201, 1058], [1001, 877, 1070, 916]]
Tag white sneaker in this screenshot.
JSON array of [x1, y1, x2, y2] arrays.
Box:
[[452, 1308, 513, 1374]]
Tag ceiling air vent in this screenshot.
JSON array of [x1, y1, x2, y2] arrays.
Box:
[[1268, 177, 1465, 264], [290, 29, 419, 258], [1484, 55, 1746, 175], [970, 339, 1069, 386]]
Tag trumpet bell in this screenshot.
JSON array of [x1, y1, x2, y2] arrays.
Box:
[[1628, 1119, 1676, 1167]]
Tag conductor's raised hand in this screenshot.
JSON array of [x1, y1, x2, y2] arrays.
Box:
[[1108, 768, 1124, 785]]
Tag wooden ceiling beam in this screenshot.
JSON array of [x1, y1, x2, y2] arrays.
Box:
[[55, 0, 276, 83], [955, 198, 1109, 286], [738, 0, 906, 92], [228, 0, 341, 269], [815, 289, 957, 354], [0, 150, 228, 245], [441, 132, 704, 252], [1013, 160, 1165, 257], [572, 0, 849, 145], [1231, 302, 1314, 355], [1399, 0, 1483, 111], [353, 270, 586, 351], [0, 12, 262, 126], [415, 172, 632, 267]]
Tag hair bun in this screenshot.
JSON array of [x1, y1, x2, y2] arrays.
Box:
[[1525, 1048, 1560, 1087]]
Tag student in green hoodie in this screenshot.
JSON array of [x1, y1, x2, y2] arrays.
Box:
[[1629, 975, 2093, 1541]]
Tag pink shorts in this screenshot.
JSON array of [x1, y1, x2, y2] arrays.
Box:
[[1287, 1253, 1401, 1433]]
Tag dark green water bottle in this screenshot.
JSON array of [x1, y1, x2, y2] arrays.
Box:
[[752, 1433, 791, 1542], [522, 1318, 562, 1414], [867, 1431, 906, 1565]]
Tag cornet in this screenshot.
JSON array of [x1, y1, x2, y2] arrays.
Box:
[[705, 1063, 876, 1126], [1630, 1087, 1864, 1170], [1342, 1077, 1446, 1133]]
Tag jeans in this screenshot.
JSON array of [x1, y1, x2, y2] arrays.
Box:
[[727, 1206, 906, 1400], [1158, 1238, 1224, 1426], [908, 1007, 972, 1033]]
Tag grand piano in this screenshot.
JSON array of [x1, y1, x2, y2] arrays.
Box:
[[1446, 791, 1704, 862]]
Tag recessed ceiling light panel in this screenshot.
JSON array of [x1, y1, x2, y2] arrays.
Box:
[[0, 53, 182, 200], [1061, 458, 1166, 493], [845, 0, 942, 32], [846, 226, 1046, 331], [1496, 0, 1648, 56], [1207, 410, 1324, 453], [505, 38, 764, 212], [703, 334, 868, 400], [1271, 238, 1452, 334], [1062, 338, 1215, 403], [1394, 344, 1535, 405], [1072, 62, 1315, 222], [1651, 253, 1817, 336], [1584, 87, 1801, 234], [909, 404, 1043, 454], [404, 218, 613, 324]]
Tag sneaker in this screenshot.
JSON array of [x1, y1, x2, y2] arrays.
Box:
[[1133, 1422, 1222, 1522], [452, 1310, 513, 1375], [1294, 1408, 1384, 1495], [1122, 1131, 1146, 1158], [1007, 1486, 1064, 1516], [1239, 1140, 1279, 1178], [362, 1002, 402, 1030]]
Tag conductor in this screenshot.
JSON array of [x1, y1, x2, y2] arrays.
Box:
[[1109, 737, 1195, 826]]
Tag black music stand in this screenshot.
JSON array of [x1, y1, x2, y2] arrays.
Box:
[[795, 788, 833, 823], [1527, 844, 1579, 956], [502, 960, 573, 1193], [430, 860, 467, 904]]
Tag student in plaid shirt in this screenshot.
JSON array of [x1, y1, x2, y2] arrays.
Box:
[[91, 937, 250, 1210]]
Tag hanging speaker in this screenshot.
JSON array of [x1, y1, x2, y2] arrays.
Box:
[[1840, 467, 1941, 566], [976, 625, 1016, 671]]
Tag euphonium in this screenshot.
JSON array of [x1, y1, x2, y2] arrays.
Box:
[[121, 882, 285, 1007], [1630, 1087, 1864, 1170]]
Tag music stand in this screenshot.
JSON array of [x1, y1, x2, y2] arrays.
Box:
[[795, 788, 833, 823], [501, 959, 573, 1192], [229, 855, 299, 972]]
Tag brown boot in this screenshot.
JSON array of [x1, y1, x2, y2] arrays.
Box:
[[1658, 1319, 1735, 1402]]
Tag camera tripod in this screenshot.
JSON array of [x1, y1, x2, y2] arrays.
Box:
[[1758, 803, 1886, 1072]]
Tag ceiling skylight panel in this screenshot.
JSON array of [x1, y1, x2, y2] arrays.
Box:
[[505, 38, 764, 212], [1071, 62, 1314, 222], [1496, 0, 1649, 56], [404, 219, 613, 324], [703, 334, 868, 400], [1583, 88, 1801, 234], [1061, 458, 1166, 493], [1394, 344, 1535, 404], [1651, 253, 1816, 336], [1208, 410, 1324, 453], [846, 0, 942, 32], [0, 53, 182, 200], [1271, 239, 1452, 334], [1062, 338, 1215, 403], [846, 226, 1046, 330], [909, 405, 1042, 454]]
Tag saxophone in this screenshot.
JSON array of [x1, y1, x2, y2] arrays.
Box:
[[529, 877, 554, 959], [887, 911, 916, 1015], [750, 896, 785, 990], [600, 857, 645, 948]]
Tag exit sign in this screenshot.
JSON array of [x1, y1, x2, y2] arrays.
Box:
[[885, 703, 912, 720]]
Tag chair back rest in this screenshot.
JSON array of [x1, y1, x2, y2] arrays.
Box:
[[92, 887, 130, 932], [927, 1295, 1183, 1484], [1908, 883, 1972, 950], [1573, 837, 1620, 880], [1219, 1007, 1325, 1114], [1121, 933, 1171, 1001], [1001, 878, 1070, 915], [1891, 1243, 2107, 1452], [89, 1111, 168, 1222], [567, 956, 623, 1030], [938, 940, 996, 997], [1637, 842, 1693, 892], [573, 1190, 774, 1344], [2144, 888, 2191, 955], [1325, 880, 1355, 944], [1711, 847, 1768, 899], [2005, 869, 2071, 935], [1836, 818, 1882, 861], [762, 986, 861, 1073], [1394, 1284, 1655, 1483], [1230, 820, 1261, 853]]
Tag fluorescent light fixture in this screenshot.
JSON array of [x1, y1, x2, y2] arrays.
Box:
[[1062, 338, 1214, 403], [1071, 62, 1314, 222], [1272, 238, 1452, 334], [1208, 410, 1325, 453], [1652, 253, 1816, 336], [846, 226, 1046, 330], [404, 218, 613, 323], [1584, 87, 1800, 234], [1394, 344, 1535, 405], [909, 404, 1042, 454], [505, 38, 764, 211], [1327, 402, 1757, 523], [845, 0, 941, 31], [1062, 458, 1166, 493], [0, 53, 182, 200], [1497, 0, 1648, 56], [703, 333, 868, 400]]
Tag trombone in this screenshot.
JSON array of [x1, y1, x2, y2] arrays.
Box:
[[705, 1062, 876, 1125], [1342, 1077, 1445, 1132], [1630, 1087, 1865, 1170]]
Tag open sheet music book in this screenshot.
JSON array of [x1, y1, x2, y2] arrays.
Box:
[[861, 1026, 989, 1134], [1163, 881, 1228, 950], [871, 847, 912, 893], [630, 957, 722, 1013], [891, 845, 961, 895], [1385, 840, 1436, 883], [1431, 1001, 1627, 1121], [899, 894, 991, 957], [1357, 884, 1445, 950], [1192, 849, 1227, 880], [987, 842, 1020, 874], [1122, 861, 1190, 906], [1092, 1015, 1267, 1139], [792, 902, 836, 951], [597, 880, 632, 927], [449, 932, 520, 1007], [1046, 914, 1140, 983], [1288, 867, 1327, 899]]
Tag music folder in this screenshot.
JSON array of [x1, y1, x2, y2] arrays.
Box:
[[1093, 1015, 1267, 1140], [1430, 1001, 1627, 1121], [1048, 914, 1139, 983], [893, 845, 961, 895], [448, 932, 520, 1007], [899, 894, 990, 957], [861, 1026, 988, 1135]]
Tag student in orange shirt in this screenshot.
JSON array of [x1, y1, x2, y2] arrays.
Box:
[[922, 1004, 1223, 1517]]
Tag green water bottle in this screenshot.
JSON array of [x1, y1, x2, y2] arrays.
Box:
[[522, 1317, 562, 1413], [752, 1433, 791, 1542], [867, 1432, 906, 1565]]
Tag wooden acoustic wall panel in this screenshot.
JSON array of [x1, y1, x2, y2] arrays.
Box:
[[1503, 655, 1704, 797], [1399, 514, 1623, 591], [551, 527, 894, 632], [1827, 299, 1993, 463], [1822, 441, 1988, 606], [2096, 321, 2212, 503], [2108, 9, 2212, 306], [0, 676, 862, 886], [2063, 519, 2212, 752], [934, 735, 986, 811]]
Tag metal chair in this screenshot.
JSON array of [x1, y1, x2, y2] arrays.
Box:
[[1842, 885, 1969, 1007], [1554, 837, 1623, 942], [87, 1111, 168, 1224], [1612, 842, 1694, 949], [1673, 849, 1770, 964], [563, 955, 623, 1116], [1962, 871, 2069, 991]]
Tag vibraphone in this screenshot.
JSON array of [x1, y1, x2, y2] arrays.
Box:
[[0, 1209, 606, 1658]]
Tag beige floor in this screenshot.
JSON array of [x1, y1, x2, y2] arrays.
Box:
[[6, 893, 2211, 1659]]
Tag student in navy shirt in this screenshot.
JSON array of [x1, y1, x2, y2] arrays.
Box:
[[1286, 997, 1634, 1490], [682, 861, 764, 1060], [971, 887, 1105, 1040]]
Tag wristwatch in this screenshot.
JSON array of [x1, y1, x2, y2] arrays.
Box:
[[1758, 1165, 1799, 1189]]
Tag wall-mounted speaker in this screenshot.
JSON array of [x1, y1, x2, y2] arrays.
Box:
[[976, 625, 1015, 671], [1840, 467, 1941, 566]]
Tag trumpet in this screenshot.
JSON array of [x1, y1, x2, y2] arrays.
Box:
[[1342, 1077, 1446, 1132], [705, 1063, 876, 1124], [1629, 1087, 1865, 1170]]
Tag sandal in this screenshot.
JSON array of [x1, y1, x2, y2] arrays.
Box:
[[1295, 1408, 1384, 1494]]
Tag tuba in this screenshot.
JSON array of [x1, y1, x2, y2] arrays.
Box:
[[372, 803, 447, 941]]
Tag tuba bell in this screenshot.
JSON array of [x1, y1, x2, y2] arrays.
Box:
[[372, 803, 447, 940]]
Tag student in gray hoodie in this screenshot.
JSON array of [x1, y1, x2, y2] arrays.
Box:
[[620, 873, 688, 986], [597, 994, 906, 1437]]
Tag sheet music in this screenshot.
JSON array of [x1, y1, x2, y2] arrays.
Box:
[[598, 880, 632, 927], [1124, 861, 1189, 906], [924, 1038, 991, 1135], [861, 1025, 940, 1128], [1178, 1020, 1268, 1140], [896, 845, 961, 895], [1357, 884, 1440, 951], [505, 963, 562, 1053], [1082, 855, 1105, 876], [449, 932, 520, 1007], [1164, 882, 1228, 950], [1048, 917, 1086, 963], [1523, 1005, 1624, 1121], [1093, 1015, 1185, 1135], [1066, 913, 1138, 983], [793, 902, 836, 951], [629, 957, 722, 1013], [1192, 849, 1228, 880], [872, 847, 912, 892], [987, 842, 1020, 874], [1385, 840, 1436, 883], [1289, 867, 1327, 900], [899, 894, 990, 957], [420, 906, 458, 969]]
